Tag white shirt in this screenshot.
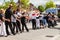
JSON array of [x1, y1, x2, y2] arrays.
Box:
[[11, 14, 18, 22], [39, 14, 44, 20], [17, 12, 22, 17], [29, 11, 36, 19]]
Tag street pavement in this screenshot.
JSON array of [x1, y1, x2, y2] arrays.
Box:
[[0, 22, 60, 40]]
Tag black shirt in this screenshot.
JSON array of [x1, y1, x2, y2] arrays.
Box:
[[36, 16, 40, 19], [21, 16, 26, 23], [0, 14, 3, 21], [5, 8, 12, 20]]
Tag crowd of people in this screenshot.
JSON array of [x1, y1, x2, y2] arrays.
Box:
[[0, 4, 58, 37]]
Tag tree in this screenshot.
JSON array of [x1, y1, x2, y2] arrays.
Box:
[[0, 0, 17, 10], [38, 5, 45, 12], [18, 0, 30, 8], [10, 0, 17, 10], [45, 0, 56, 10]]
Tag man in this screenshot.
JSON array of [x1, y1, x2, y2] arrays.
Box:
[[5, 4, 15, 36], [47, 13, 54, 28]]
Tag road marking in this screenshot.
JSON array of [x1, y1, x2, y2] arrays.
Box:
[[50, 35, 60, 40]]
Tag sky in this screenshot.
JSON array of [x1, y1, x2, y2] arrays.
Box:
[[0, 0, 18, 5], [0, 0, 60, 6], [30, 0, 60, 6], [0, 0, 18, 3]]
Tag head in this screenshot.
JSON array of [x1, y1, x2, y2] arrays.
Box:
[[13, 10, 16, 14], [48, 12, 52, 16], [0, 9, 5, 14], [9, 4, 13, 9], [17, 8, 20, 12], [35, 9, 38, 13], [22, 12, 25, 15], [40, 12, 42, 14]]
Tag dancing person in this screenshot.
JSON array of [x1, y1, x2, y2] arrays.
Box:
[[0, 9, 7, 37], [16, 8, 22, 33], [21, 12, 29, 32], [5, 4, 15, 36]]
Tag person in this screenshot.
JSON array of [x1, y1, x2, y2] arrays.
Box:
[[39, 13, 44, 29], [54, 14, 58, 26], [11, 10, 18, 34], [31, 11, 36, 30], [43, 14, 48, 27], [21, 12, 29, 32], [0, 9, 7, 37], [16, 8, 22, 33], [5, 4, 15, 36], [35, 9, 40, 29], [36, 14, 40, 29], [52, 13, 58, 26], [47, 13, 54, 28]]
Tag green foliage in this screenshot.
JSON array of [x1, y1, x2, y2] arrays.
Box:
[[45, 0, 56, 10], [10, 0, 17, 10], [38, 5, 45, 12], [20, 0, 30, 8], [3, 1, 10, 9], [10, 0, 14, 2], [0, 0, 17, 10]]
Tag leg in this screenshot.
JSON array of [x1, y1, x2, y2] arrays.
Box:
[[12, 22, 16, 34], [51, 22, 54, 28], [32, 19, 36, 29], [16, 21, 22, 33], [32, 19, 34, 29], [48, 21, 51, 28], [9, 22, 15, 35], [22, 24, 24, 32], [5, 22, 10, 35], [34, 22, 36, 29], [24, 23, 29, 32]]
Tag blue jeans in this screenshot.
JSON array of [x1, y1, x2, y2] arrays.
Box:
[[43, 19, 47, 26]]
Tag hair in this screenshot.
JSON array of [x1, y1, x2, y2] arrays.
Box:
[[40, 12, 42, 14], [48, 12, 51, 14], [0, 9, 5, 14], [13, 10, 16, 14], [22, 12, 25, 15], [16, 8, 20, 12], [52, 12, 55, 14]]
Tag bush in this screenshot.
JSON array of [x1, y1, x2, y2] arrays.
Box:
[[38, 5, 45, 12]]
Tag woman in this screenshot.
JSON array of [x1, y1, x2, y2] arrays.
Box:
[[21, 12, 29, 32], [11, 10, 18, 34], [16, 8, 22, 33], [0, 9, 7, 37]]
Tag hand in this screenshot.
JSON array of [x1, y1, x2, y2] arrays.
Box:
[[0, 20, 1, 21], [7, 19, 10, 22]]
